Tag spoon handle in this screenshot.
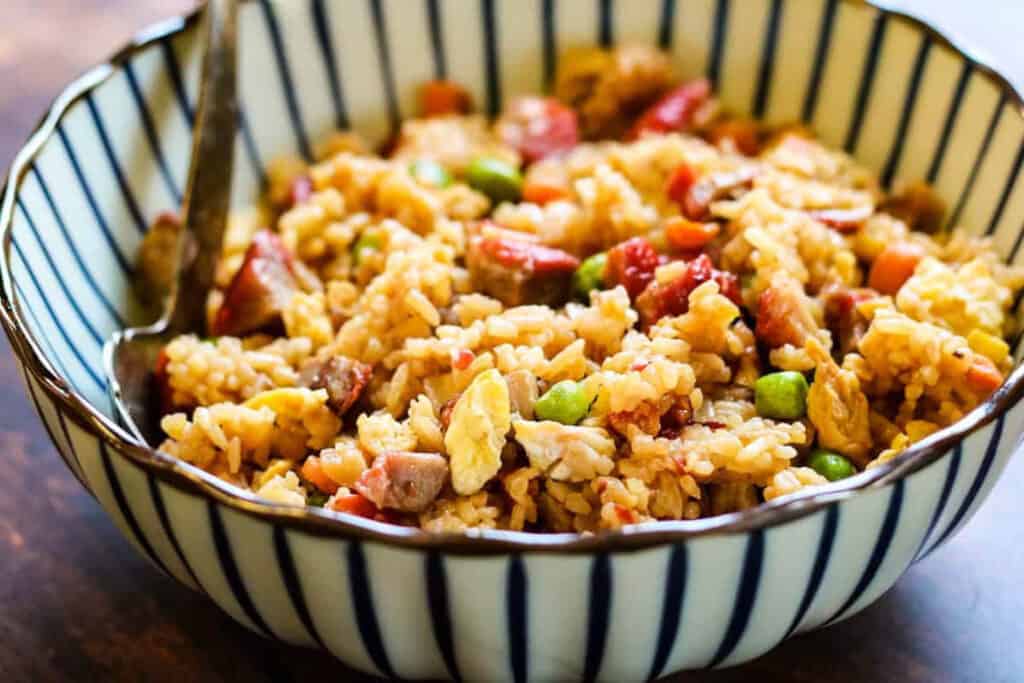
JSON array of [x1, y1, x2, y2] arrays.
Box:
[[171, 0, 239, 334]]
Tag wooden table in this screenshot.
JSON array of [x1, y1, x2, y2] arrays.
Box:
[[1, 2, 1022, 681]]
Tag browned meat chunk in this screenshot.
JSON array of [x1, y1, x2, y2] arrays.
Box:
[[299, 356, 373, 416], [881, 181, 945, 234], [755, 275, 821, 348], [354, 451, 449, 512], [466, 233, 579, 307], [683, 167, 758, 221], [212, 230, 298, 336], [823, 286, 878, 357], [135, 211, 182, 308]]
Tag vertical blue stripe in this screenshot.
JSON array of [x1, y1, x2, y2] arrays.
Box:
[[20, 366, 85, 489], [259, 0, 313, 161], [311, 0, 350, 130], [162, 10, 265, 183], [925, 62, 973, 184], [52, 129, 135, 271], [782, 505, 839, 639], [647, 544, 687, 681], [985, 139, 1024, 236], [9, 239, 104, 389], [542, 0, 556, 90], [99, 440, 172, 578], [369, 0, 401, 130], [15, 200, 109, 343], [598, 0, 613, 47], [658, 0, 676, 50], [84, 94, 149, 231], [209, 501, 276, 638], [707, 0, 729, 90], [913, 446, 962, 561], [161, 38, 194, 126], [583, 554, 612, 683], [426, 551, 461, 681], [947, 93, 1007, 229], [751, 0, 782, 119], [426, 0, 448, 80], [507, 554, 528, 683], [802, 0, 838, 123], [54, 411, 89, 492], [927, 416, 1004, 557], [843, 13, 887, 153], [706, 530, 764, 668], [13, 279, 75, 386], [481, 0, 501, 117], [880, 37, 932, 188], [825, 480, 905, 626], [348, 542, 396, 678], [122, 61, 183, 202], [18, 180, 124, 328], [273, 526, 326, 648], [148, 475, 205, 591]]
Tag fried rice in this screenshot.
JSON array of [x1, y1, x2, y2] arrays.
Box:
[[140, 44, 1024, 534]]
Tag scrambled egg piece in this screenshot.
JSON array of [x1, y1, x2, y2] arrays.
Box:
[[445, 369, 511, 495]]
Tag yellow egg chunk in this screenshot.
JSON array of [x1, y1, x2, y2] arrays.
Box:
[[444, 368, 511, 495]]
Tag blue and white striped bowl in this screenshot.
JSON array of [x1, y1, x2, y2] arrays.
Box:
[[2, 1, 1023, 679]]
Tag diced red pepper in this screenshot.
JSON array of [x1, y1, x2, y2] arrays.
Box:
[[629, 78, 712, 140], [666, 164, 697, 206], [808, 206, 873, 233], [420, 80, 473, 117], [328, 492, 380, 519], [212, 230, 299, 337], [497, 96, 579, 164], [605, 237, 660, 299], [153, 347, 176, 416], [452, 348, 476, 371]]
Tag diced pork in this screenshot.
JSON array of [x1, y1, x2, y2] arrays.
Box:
[[212, 230, 298, 336], [755, 275, 821, 349], [635, 253, 741, 326], [299, 355, 373, 416], [354, 451, 449, 512], [466, 233, 579, 307], [496, 96, 579, 164]]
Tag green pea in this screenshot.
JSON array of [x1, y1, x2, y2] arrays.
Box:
[[573, 252, 607, 300], [807, 450, 856, 482], [352, 231, 382, 266], [535, 380, 590, 425], [307, 491, 329, 507], [755, 371, 809, 420], [465, 157, 523, 204], [410, 159, 452, 188]]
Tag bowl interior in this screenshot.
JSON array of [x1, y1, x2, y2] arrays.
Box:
[[5, 0, 1024, 421]]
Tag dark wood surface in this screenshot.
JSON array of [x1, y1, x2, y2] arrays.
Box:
[[1, 2, 1022, 682]]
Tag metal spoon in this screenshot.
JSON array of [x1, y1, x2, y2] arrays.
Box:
[[104, 0, 239, 445]]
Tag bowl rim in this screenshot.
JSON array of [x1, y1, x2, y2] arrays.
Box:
[[1, 0, 1023, 556]]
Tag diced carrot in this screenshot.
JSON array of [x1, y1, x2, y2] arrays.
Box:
[[523, 181, 570, 205], [665, 216, 720, 251], [420, 80, 472, 117], [327, 492, 379, 518], [301, 456, 340, 495], [966, 357, 1004, 395], [867, 243, 926, 295]]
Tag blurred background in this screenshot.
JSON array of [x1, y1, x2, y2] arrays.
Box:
[[0, 1, 1022, 682]]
